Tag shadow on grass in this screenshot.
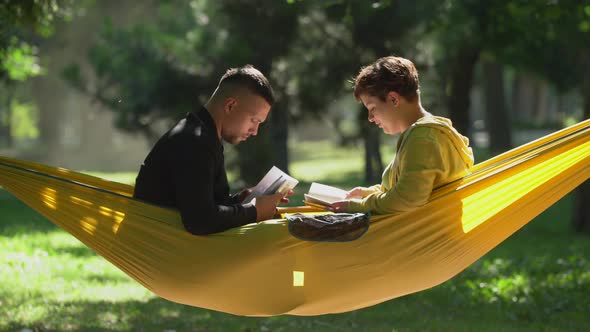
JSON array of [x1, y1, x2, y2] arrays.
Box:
[[52, 244, 99, 258], [82, 272, 135, 284], [0, 189, 57, 236]]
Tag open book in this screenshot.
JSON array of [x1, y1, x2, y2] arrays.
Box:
[[303, 182, 348, 208], [242, 166, 298, 203]]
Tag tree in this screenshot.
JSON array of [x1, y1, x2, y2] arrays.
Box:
[[65, 0, 307, 184], [0, 0, 73, 79], [428, 0, 484, 138], [0, 0, 73, 149], [283, 0, 438, 183], [493, 1, 590, 232], [216, 0, 304, 182], [474, 1, 590, 232], [482, 58, 511, 154], [573, 78, 589, 233]]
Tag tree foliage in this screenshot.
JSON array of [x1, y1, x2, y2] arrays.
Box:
[[0, 0, 73, 82], [64, 0, 305, 183], [0, 0, 74, 148], [59, 0, 590, 220]]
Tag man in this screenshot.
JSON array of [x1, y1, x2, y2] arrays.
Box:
[[134, 65, 285, 235]]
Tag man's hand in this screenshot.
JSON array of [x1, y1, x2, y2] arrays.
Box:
[[254, 192, 284, 221], [280, 190, 294, 204], [345, 187, 364, 199], [236, 188, 253, 203]]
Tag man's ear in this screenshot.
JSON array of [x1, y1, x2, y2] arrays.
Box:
[[224, 97, 238, 114], [387, 91, 400, 106]]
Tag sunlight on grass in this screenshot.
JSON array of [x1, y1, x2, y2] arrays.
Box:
[[291, 158, 364, 183], [83, 172, 137, 185], [465, 270, 533, 305], [289, 140, 395, 186], [0, 229, 154, 330]]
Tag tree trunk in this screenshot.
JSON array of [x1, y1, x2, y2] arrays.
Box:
[[364, 126, 383, 184], [447, 46, 480, 137], [483, 59, 511, 155], [536, 81, 550, 125], [511, 74, 522, 122], [530, 80, 542, 125], [572, 78, 590, 233], [574, 181, 590, 233], [359, 106, 383, 184], [0, 115, 12, 149], [512, 74, 533, 123], [0, 88, 13, 149], [31, 75, 64, 164], [270, 102, 289, 174]]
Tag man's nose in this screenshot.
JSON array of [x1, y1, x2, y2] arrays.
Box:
[[368, 113, 375, 122], [251, 125, 259, 136]]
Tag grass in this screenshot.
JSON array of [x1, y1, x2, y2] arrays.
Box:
[[1, 141, 589, 331]]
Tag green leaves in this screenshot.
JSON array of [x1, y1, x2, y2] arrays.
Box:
[[1, 41, 42, 81], [10, 100, 39, 140], [0, 0, 75, 83]]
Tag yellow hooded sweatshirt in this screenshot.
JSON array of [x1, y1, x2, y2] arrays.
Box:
[[348, 116, 474, 214]]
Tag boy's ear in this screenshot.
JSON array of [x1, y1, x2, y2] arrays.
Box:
[[387, 91, 400, 106]]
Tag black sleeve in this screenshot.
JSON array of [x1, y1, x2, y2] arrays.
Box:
[[169, 138, 257, 235], [229, 192, 242, 204]]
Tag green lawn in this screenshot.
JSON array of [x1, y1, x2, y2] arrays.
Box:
[[1, 142, 589, 331]]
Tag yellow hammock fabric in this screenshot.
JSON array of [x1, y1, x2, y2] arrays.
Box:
[[0, 120, 589, 317]]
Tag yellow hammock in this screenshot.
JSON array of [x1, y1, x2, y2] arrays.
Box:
[[0, 120, 589, 317]]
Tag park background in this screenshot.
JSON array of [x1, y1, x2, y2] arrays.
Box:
[[0, 0, 589, 331]]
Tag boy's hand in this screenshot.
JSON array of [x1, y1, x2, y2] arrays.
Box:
[[346, 187, 364, 199], [329, 200, 349, 212]]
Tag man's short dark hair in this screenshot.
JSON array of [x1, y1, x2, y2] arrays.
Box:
[[219, 65, 275, 106]]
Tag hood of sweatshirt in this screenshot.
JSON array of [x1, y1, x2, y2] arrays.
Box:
[[413, 115, 475, 167]]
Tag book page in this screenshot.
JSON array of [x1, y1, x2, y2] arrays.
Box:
[[304, 182, 348, 206], [304, 194, 336, 206], [243, 166, 298, 203]]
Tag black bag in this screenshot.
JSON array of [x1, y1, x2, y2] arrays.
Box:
[[287, 213, 370, 242]]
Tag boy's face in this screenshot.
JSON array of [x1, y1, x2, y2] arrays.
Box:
[[359, 92, 400, 135], [221, 93, 271, 144]]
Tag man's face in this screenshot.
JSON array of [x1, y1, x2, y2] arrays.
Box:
[[221, 94, 271, 144]]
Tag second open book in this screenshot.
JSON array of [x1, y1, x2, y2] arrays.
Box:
[[243, 166, 347, 208], [303, 182, 348, 207]]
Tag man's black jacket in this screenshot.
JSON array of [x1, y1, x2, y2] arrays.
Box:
[[133, 107, 257, 234]]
